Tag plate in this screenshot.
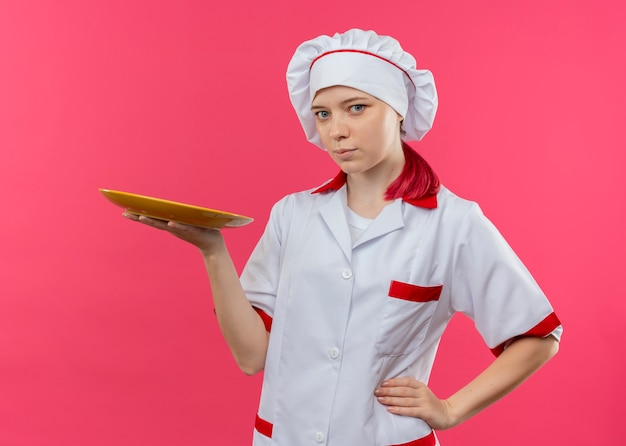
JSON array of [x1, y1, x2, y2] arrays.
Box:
[[100, 189, 253, 229]]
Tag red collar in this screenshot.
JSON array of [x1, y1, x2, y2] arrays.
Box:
[[311, 171, 438, 209]]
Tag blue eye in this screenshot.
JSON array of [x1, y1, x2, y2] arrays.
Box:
[[350, 104, 365, 113], [315, 110, 330, 119]]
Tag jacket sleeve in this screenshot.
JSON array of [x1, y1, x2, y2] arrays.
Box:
[[449, 203, 562, 355], [239, 196, 292, 331]]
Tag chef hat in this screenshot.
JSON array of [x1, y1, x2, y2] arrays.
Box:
[[286, 29, 438, 149]]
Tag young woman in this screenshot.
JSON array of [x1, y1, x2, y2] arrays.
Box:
[[125, 29, 561, 446]]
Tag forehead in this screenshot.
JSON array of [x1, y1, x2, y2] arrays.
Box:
[[311, 85, 378, 106]]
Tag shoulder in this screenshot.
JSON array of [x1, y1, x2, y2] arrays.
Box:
[[272, 186, 327, 209], [434, 185, 483, 222], [269, 181, 338, 220], [436, 187, 514, 250], [275, 175, 342, 207]]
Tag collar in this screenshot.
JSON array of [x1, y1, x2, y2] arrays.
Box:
[[311, 171, 438, 209]]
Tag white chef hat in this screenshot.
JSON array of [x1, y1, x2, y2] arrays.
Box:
[[286, 29, 438, 149]]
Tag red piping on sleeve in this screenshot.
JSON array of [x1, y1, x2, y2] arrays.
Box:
[[253, 307, 273, 332], [491, 312, 561, 357]]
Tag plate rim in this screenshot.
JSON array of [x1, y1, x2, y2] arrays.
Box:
[[99, 188, 254, 228]]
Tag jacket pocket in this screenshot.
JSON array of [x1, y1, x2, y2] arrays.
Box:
[[388, 281, 443, 303], [375, 281, 443, 356]]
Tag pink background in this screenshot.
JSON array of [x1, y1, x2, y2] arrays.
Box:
[[1, 0, 624, 444]]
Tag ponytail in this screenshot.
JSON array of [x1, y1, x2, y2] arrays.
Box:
[[385, 142, 440, 201]]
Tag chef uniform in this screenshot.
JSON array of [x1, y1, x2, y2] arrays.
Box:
[[240, 29, 562, 446]]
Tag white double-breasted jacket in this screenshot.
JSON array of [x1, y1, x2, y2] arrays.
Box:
[[240, 176, 561, 446]]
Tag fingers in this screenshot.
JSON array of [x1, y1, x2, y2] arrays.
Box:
[[375, 378, 418, 408], [122, 211, 141, 221], [123, 212, 192, 232], [373, 377, 452, 428], [375, 379, 421, 403], [377, 377, 424, 394], [374, 377, 432, 417], [122, 211, 224, 253], [377, 394, 419, 408], [123, 212, 171, 230], [383, 376, 423, 387], [375, 392, 422, 418]]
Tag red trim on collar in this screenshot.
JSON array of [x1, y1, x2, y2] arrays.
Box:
[[311, 171, 438, 209], [311, 171, 348, 194], [403, 194, 438, 209]]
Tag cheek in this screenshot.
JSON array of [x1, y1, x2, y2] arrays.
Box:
[[314, 120, 324, 135], [388, 111, 403, 131], [315, 123, 330, 147], [315, 123, 334, 151], [378, 113, 402, 141]]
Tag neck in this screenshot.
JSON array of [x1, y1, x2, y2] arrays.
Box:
[[346, 146, 405, 218]]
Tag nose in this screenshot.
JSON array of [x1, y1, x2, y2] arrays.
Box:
[[329, 115, 349, 140]]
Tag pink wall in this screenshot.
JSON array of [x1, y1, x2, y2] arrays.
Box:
[[1, 0, 624, 444]]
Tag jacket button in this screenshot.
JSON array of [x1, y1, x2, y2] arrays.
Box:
[[341, 269, 353, 279], [315, 431, 325, 443]]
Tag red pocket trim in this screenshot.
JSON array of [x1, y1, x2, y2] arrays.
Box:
[[389, 430, 436, 446], [255, 413, 273, 438], [388, 281, 443, 303]]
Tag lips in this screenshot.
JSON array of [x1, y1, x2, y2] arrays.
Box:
[[333, 148, 357, 160], [334, 148, 356, 155]]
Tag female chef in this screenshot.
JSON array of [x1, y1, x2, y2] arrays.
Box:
[[125, 29, 561, 446]]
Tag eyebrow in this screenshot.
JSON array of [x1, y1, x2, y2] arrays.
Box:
[[311, 96, 372, 110]]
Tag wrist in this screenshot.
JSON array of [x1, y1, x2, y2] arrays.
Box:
[[200, 238, 228, 262], [441, 398, 465, 429]]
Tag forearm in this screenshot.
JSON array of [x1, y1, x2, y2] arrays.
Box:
[[123, 214, 269, 374], [202, 242, 269, 376], [444, 335, 559, 427]]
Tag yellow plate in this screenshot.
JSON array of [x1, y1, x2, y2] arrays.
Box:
[[100, 189, 253, 229]]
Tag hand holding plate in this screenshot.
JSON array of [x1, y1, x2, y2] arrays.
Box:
[[123, 212, 226, 255]]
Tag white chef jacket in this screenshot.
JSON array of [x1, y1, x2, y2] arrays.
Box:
[[240, 175, 562, 446]]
